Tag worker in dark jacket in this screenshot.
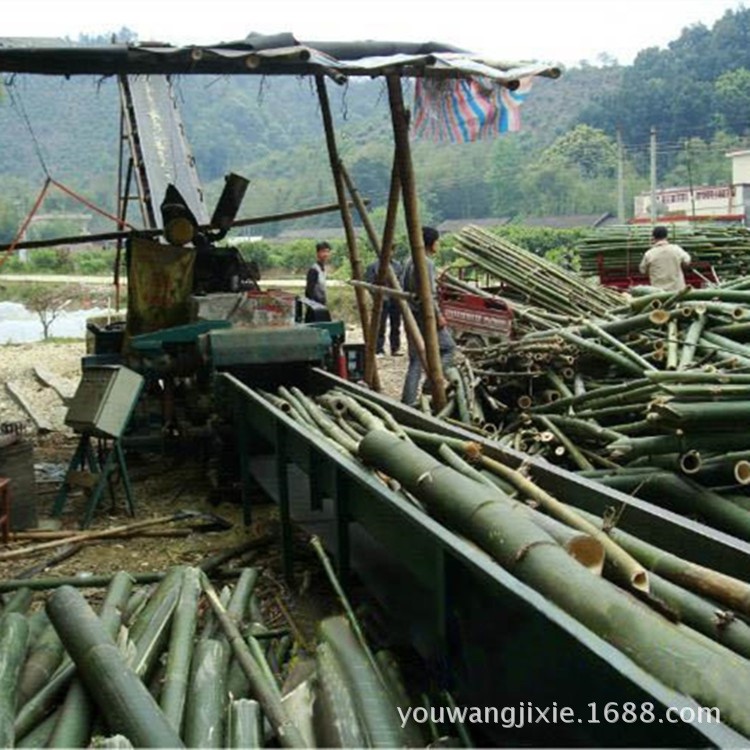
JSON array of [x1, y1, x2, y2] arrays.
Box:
[[365, 254, 403, 356], [401, 227, 455, 405], [305, 241, 331, 305]]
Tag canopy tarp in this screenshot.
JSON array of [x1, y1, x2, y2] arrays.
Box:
[[0, 33, 562, 85]]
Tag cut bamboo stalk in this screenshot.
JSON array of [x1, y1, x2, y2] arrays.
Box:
[[46, 586, 183, 748], [0, 613, 30, 748], [358, 430, 750, 739], [160, 567, 202, 733], [184, 639, 230, 749], [199, 573, 306, 748]]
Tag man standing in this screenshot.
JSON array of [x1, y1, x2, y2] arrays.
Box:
[[365, 253, 403, 357], [639, 226, 691, 291], [401, 226, 455, 405], [305, 241, 331, 305]]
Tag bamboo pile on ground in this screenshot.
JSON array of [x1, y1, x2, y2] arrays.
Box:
[[433, 269, 750, 542], [257, 386, 750, 740], [0, 554, 446, 748]]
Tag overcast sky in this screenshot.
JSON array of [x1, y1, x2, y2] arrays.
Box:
[[2, 0, 746, 67]]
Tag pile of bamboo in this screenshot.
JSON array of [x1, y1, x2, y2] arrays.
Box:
[[259, 386, 750, 740], [0, 564, 436, 748], [449, 278, 750, 544], [577, 223, 750, 278], [452, 225, 624, 318]]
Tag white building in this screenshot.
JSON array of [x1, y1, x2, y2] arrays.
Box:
[[634, 150, 750, 222]]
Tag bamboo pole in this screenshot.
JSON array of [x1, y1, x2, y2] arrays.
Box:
[[46, 586, 184, 748], [338, 159, 428, 376], [199, 573, 306, 748], [160, 567, 201, 733], [357, 430, 750, 738], [339, 161, 386, 390], [386, 73, 446, 409], [0, 613, 30, 748], [13, 573, 133, 742], [315, 76, 370, 339]]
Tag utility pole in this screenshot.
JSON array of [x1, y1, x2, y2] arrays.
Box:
[[650, 126, 657, 223], [616, 127, 625, 223]]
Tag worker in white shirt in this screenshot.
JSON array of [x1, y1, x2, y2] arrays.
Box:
[[639, 225, 691, 291]]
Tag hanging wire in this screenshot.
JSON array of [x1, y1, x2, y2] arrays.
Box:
[[4, 79, 51, 177]]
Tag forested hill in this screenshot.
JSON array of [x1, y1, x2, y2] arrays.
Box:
[[1, 6, 749, 241]]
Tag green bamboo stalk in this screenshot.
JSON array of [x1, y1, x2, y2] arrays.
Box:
[[649, 574, 750, 661], [17, 625, 64, 708], [227, 699, 263, 749], [319, 616, 405, 748], [559, 331, 645, 377], [199, 573, 306, 748], [405, 426, 647, 591], [129, 566, 183, 680], [13, 572, 133, 741], [0, 613, 30, 747], [15, 712, 57, 749], [358, 430, 750, 738], [314, 641, 366, 748], [184, 639, 230, 749], [573, 506, 750, 618], [46, 675, 94, 748], [310, 535, 386, 689], [534, 415, 592, 470], [586, 321, 656, 372], [592, 471, 750, 542], [607, 432, 750, 460], [375, 651, 425, 748], [677, 315, 707, 370], [544, 414, 623, 444], [160, 567, 202, 733], [3, 588, 33, 615], [651, 399, 750, 429], [46, 586, 183, 748], [660, 384, 750, 400]]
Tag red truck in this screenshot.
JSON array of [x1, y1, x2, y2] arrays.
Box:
[[596, 255, 719, 290], [437, 272, 514, 346]]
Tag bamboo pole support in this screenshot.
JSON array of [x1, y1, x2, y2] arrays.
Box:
[[315, 75, 371, 339], [386, 73, 446, 409]]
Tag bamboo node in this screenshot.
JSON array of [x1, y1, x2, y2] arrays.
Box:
[[714, 610, 736, 630], [514, 539, 558, 563]]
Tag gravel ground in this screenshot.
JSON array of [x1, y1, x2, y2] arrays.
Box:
[[0, 341, 83, 433]]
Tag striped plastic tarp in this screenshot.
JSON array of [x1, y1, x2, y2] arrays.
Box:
[[411, 75, 532, 142]]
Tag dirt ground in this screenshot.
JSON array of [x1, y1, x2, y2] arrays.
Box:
[[0, 333, 407, 635]]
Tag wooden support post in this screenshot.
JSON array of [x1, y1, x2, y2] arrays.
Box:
[[386, 74, 447, 409], [315, 75, 371, 342], [341, 155, 428, 382]]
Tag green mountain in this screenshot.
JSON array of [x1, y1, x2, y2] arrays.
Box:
[[1, 7, 749, 242]]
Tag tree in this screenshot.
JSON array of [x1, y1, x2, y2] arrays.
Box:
[[22, 284, 76, 340], [715, 68, 750, 134], [542, 125, 618, 179]]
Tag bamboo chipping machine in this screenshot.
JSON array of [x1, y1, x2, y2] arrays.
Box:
[[58, 176, 359, 523]]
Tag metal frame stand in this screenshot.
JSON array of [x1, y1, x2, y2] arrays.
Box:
[[52, 433, 135, 529]]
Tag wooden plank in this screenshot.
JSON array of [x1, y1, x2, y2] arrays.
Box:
[[4, 381, 54, 433], [33, 367, 77, 404]]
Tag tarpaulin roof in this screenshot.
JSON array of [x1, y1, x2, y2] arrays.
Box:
[[0, 32, 563, 86]]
